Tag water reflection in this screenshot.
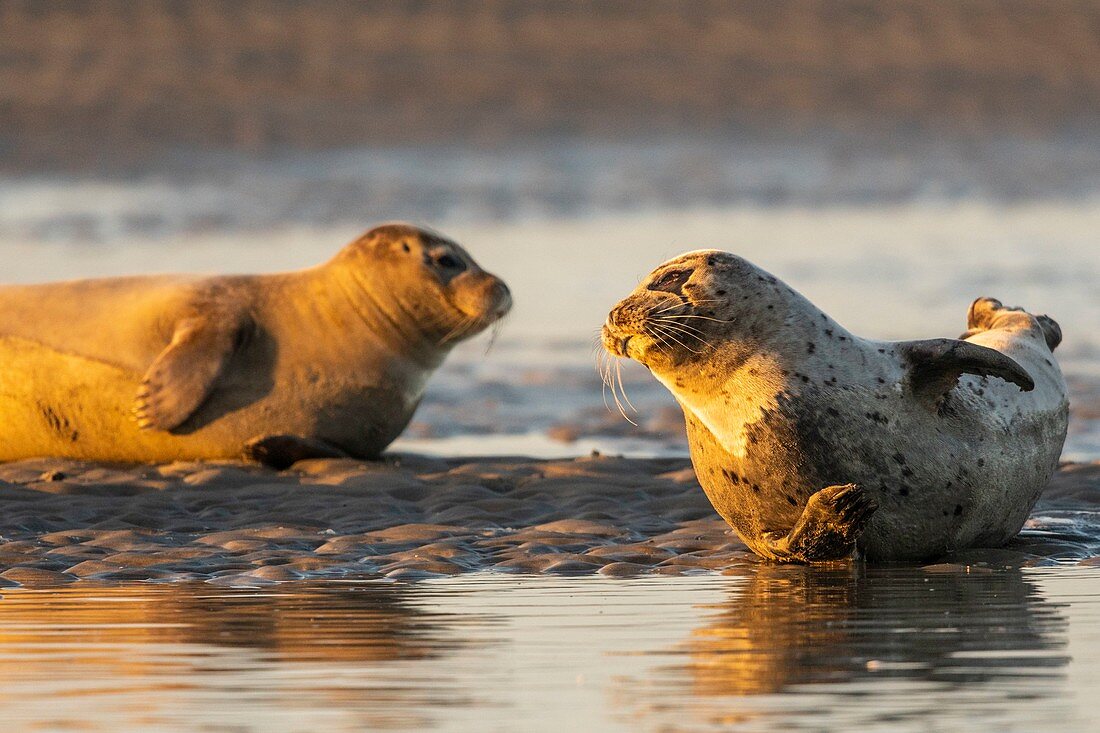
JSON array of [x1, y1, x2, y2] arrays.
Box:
[[0, 581, 495, 731], [0, 572, 1086, 732], [639, 565, 1071, 730]]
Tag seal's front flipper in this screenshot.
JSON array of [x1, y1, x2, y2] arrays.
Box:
[[243, 434, 351, 470], [133, 315, 247, 431], [761, 484, 877, 563], [899, 338, 1034, 406]]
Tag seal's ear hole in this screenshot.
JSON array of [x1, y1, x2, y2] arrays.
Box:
[[648, 268, 692, 293], [402, 243, 411, 253]]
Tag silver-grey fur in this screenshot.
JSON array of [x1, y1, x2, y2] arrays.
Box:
[[602, 250, 1068, 562]]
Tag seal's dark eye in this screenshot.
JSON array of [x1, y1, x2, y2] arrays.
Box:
[[434, 253, 465, 271], [649, 269, 691, 293]]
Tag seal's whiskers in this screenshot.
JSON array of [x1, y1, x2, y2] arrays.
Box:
[[649, 298, 727, 316], [650, 317, 708, 343], [483, 317, 505, 354], [648, 323, 703, 354], [615, 358, 638, 413], [668, 314, 733, 323], [595, 331, 638, 425], [441, 315, 478, 344]]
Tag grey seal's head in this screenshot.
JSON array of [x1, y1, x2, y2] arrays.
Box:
[[602, 249, 792, 380], [332, 223, 512, 348]]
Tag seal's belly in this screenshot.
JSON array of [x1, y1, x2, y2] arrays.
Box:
[[0, 337, 410, 462], [855, 407, 1067, 560], [689, 385, 1068, 561]]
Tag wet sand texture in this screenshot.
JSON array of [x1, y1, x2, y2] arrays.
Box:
[[1, 455, 1097, 587]]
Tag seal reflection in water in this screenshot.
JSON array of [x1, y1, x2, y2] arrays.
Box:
[[0, 223, 511, 468], [602, 251, 1068, 562]]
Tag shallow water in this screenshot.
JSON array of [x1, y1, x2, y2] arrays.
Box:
[[3, 143, 1100, 730], [1, 570, 1098, 732]]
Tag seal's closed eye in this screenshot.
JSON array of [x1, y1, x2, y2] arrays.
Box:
[[648, 269, 692, 293], [434, 253, 465, 271]]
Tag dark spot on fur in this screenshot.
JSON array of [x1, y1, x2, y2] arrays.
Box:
[[751, 483, 761, 493], [807, 342, 816, 354], [899, 487, 910, 496], [954, 504, 964, 516], [40, 404, 77, 442], [825, 329, 833, 337], [716, 289, 727, 295], [902, 467, 914, 477], [786, 494, 798, 506], [877, 348, 885, 354], [801, 375, 810, 383], [892, 453, 906, 465], [707, 256, 717, 266], [865, 411, 888, 424], [977, 458, 985, 467], [838, 335, 847, 341], [767, 305, 774, 310], [877, 377, 886, 384], [827, 407, 839, 417]]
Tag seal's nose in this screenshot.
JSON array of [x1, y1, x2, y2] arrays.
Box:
[[491, 279, 512, 318], [606, 304, 625, 329], [601, 313, 630, 357]]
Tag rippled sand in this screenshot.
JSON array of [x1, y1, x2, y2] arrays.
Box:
[[1, 455, 1098, 587]]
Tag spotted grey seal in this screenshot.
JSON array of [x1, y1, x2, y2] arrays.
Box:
[[0, 223, 511, 468], [602, 250, 1067, 562]]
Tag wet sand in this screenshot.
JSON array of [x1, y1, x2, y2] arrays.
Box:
[[1, 454, 1097, 587]]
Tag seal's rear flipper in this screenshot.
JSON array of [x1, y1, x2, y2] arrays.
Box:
[[963, 296, 1061, 351], [244, 434, 352, 470], [133, 314, 249, 431], [899, 338, 1034, 406], [1035, 314, 1062, 351], [761, 483, 877, 563]]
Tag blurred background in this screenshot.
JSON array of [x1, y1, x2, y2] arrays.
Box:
[[3, 0, 1100, 456]]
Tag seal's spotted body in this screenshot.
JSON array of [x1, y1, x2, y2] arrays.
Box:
[[603, 251, 1067, 562]]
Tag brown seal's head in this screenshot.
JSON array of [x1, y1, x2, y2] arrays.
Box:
[[602, 250, 790, 376], [334, 223, 512, 347]]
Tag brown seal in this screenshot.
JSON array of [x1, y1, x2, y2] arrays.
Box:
[[0, 223, 511, 468]]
